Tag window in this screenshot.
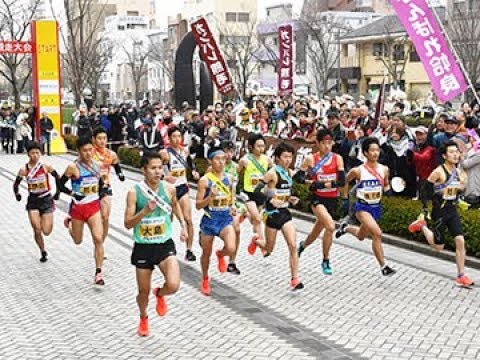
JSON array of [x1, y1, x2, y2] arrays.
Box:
[[225, 12, 236, 22], [118, 25, 125, 30], [373, 42, 384, 56], [342, 44, 348, 57], [410, 47, 420, 62], [393, 44, 404, 61], [238, 12, 250, 22]]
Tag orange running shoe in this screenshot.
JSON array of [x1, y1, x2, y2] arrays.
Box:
[[248, 234, 259, 255], [216, 250, 227, 273], [456, 275, 475, 288], [137, 316, 149, 337], [152, 288, 168, 316], [408, 219, 426, 233], [200, 277, 211, 296]]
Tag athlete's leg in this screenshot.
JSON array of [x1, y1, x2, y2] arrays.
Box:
[[40, 212, 53, 236], [218, 225, 236, 259], [263, 225, 278, 253], [100, 195, 112, 242], [355, 211, 385, 267], [86, 211, 104, 269], [28, 210, 46, 252], [281, 221, 299, 280], [69, 219, 85, 245], [136, 268, 153, 317], [229, 215, 241, 264], [157, 256, 180, 297], [454, 235, 466, 275], [200, 234, 214, 278], [246, 201, 264, 243], [179, 195, 194, 251]]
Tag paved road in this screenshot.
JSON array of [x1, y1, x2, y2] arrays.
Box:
[[1, 154, 480, 360]]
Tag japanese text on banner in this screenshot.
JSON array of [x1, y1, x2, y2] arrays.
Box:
[[277, 24, 294, 96]]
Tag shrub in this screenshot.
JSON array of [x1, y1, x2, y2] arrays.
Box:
[[117, 146, 141, 168]]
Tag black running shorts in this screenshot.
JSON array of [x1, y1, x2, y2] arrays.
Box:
[[26, 194, 55, 215], [431, 204, 463, 245], [131, 239, 177, 270], [265, 208, 292, 230], [310, 195, 337, 215]]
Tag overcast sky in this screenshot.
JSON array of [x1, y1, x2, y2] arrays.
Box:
[[155, 0, 304, 29]]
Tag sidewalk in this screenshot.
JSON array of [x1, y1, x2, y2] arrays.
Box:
[[0, 154, 479, 360]]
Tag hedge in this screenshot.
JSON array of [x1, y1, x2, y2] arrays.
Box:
[[62, 137, 480, 257]]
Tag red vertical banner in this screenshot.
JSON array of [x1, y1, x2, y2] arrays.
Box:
[[278, 24, 293, 96], [191, 18, 234, 95]]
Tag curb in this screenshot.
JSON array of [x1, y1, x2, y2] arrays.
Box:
[[66, 150, 480, 270]]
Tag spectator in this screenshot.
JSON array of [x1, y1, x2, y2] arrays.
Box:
[[139, 119, 163, 153], [462, 129, 480, 206], [40, 112, 54, 156], [76, 106, 93, 138]]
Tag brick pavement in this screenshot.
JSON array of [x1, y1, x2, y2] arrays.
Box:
[[1, 154, 480, 359]]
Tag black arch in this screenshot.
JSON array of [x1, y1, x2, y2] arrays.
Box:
[[174, 32, 213, 111]]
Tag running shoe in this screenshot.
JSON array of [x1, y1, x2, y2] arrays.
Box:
[[137, 317, 149, 337], [63, 216, 71, 229], [297, 241, 305, 257], [185, 249, 196, 262], [40, 251, 48, 263], [322, 259, 333, 275], [200, 277, 211, 296], [335, 221, 348, 239], [227, 263, 241, 275], [94, 271, 105, 285], [248, 234, 258, 255], [381, 265, 396, 276], [408, 219, 426, 233], [290, 278, 304, 291], [456, 275, 475, 288], [216, 250, 227, 273], [152, 287, 168, 316]]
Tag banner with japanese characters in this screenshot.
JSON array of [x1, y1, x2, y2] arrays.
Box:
[[277, 24, 294, 96], [32, 20, 66, 153], [391, 0, 467, 102], [191, 18, 234, 95], [0, 41, 33, 54]]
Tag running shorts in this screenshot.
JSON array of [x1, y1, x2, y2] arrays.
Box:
[[131, 239, 176, 269], [26, 194, 55, 215]]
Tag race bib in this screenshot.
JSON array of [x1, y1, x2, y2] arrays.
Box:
[[443, 181, 459, 200], [139, 217, 166, 241], [273, 188, 291, 207], [251, 175, 263, 186], [211, 194, 230, 210], [80, 177, 99, 195], [170, 168, 186, 178], [28, 175, 48, 194]]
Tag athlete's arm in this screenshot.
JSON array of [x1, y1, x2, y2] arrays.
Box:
[[13, 169, 23, 201], [383, 166, 390, 192], [237, 156, 248, 172], [336, 154, 347, 192], [124, 188, 153, 229], [293, 154, 313, 184], [112, 153, 125, 181], [458, 168, 468, 192], [57, 164, 85, 201], [196, 177, 215, 210], [169, 185, 188, 242], [344, 167, 359, 198]]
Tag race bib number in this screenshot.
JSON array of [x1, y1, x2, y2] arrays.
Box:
[[28, 177, 48, 193], [211, 194, 230, 210], [80, 177, 99, 195], [170, 168, 186, 178], [251, 175, 262, 186], [139, 217, 166, 240], [444, 182, 459, 200]]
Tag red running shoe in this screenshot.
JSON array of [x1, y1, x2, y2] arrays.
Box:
[[216, 250, 227, 273], [248, 234, 259, 255], [200, 277, 211, 296], [137, 316, 149, 336], [408, 219, 426, 233], [152, 287, 168, 316]]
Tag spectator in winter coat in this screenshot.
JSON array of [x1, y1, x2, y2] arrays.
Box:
[[40, 112, 54, 155]]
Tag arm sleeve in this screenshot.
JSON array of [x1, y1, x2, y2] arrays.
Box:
[[113, 163, 123, 176], [187, 155, 197, 171], [337, 170, 346, 187], [13, 176, 22, 195], [56, 175, 73, 195], [293, 170, 307, 184]]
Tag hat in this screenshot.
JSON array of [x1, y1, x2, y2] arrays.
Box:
[[414, 126, 428, 134], [444, 115, 459, 123]]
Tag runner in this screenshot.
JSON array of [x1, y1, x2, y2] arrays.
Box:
[[56, 136, 106, 285], [92, 127, 125, 248], [408, 140, 474, 287], [335, 137, 396, 276], [238, 133, 273, 256], [13, 141, 60, 262], [160, 126, 200, 262], [255, 143, 304, 291], [295, 129, 346, 275], [196, 146, 236, 296], [124, 151, 187, 336], [222, 140, 246, 275]]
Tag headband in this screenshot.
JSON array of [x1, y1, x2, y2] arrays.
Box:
[[208, 150, 225, 159]]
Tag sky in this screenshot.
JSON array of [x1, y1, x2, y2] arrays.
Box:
[[155, 0, 305, 30]]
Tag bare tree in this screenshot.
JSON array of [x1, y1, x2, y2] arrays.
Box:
[[375, 25, 411, 91], [123, 40, 151, 102], [0, 0, 40, 107], [298, 9, 348, 97], [217, 19, 262, 98], [445, 1, 480, 102], [148, 38, 175, 89], [50, 0, 113, 106]]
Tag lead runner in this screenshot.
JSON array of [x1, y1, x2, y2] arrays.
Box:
[[125, 152, 187, 336], [335, 137, 396, 276]]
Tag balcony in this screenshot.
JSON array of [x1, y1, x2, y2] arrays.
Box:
[[340, 56, 359, 68]]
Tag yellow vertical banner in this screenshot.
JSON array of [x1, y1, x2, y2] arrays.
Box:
[[33, 20, 66, 154]]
